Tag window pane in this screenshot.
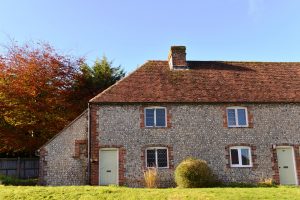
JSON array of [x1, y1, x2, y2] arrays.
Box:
[[227, 109, 236, 126], [241, 148, 250, 165], [156, 109, 166, 127], [146, 149, 156, 167], [157, 149, 168, 167], [237, 109, 247, 126], [145, 109, 154, 127], [230, 149, 239, 165]]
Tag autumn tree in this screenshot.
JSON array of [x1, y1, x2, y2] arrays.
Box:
[[0, 42, 83, 156], [0, 42, 125, 156]]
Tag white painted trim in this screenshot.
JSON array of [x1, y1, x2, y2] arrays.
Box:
[[145, 147, 169, 169], [144, 107, 167, 128], [276, 146, 298, 185], [229, 146, 253, 168], [226, 107, 249, 128], [99, 148, 119, 186]]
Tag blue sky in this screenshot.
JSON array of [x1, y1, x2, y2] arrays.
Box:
[[1, 0, 300, 72]]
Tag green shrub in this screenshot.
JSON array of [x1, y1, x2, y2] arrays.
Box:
[[175, 158, 215, 188], [0, 175, 37, 186]]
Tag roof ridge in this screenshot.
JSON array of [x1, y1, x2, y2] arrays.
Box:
[[147, 60, 168, 62], [145, 60, 300, 64], [189, 60, 300, 63]]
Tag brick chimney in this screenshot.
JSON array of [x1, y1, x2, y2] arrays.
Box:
[[168, 46, 188, 70]]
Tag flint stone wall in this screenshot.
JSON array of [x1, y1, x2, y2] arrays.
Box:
[[97, 103, 300, 187], [39, 110, 88, 185]]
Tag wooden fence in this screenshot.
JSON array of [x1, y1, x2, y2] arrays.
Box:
[[0, 158, 39, 179]]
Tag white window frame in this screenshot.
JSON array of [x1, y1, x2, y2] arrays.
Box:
[[144, 107, 167, 128], [145, 147, 169, 169], [229, 146, 252, 168], [226, 107, 249, 128]]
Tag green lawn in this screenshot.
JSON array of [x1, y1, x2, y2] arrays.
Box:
[[0, 186, 299, 200]]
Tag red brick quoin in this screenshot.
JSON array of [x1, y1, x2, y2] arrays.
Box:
[[38, 148, 48, 185], [271, 144, 300, 185], [90, 105, 99, 185]]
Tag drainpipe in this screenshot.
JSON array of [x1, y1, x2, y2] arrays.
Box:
[[87, 103, 91, 185]]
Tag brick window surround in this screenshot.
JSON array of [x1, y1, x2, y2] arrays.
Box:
[[140, 105, 171, 128], [141, 144, 174, 170], [73, 139, 87, 158], [225, 144, 258, 169], [222, 105, 254, 128], [271, 144, 300, 185]]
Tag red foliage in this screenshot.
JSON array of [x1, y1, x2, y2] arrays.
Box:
[[0, 42, 83, 155]]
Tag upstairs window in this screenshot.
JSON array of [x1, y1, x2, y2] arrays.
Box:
[[226, 107, 248, 127], [230, 146, 252, 167], [145, 107, 166, 127], [146, 147, 168, 168]]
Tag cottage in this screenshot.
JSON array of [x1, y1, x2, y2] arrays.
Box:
[[38, 46, 300, 187]]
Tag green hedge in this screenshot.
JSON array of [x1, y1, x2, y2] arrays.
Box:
[[0, 175, 37, 186]]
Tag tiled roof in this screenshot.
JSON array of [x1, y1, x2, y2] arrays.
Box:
[[90, 61, 300, 103]]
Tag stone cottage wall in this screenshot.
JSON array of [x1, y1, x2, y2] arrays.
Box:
[[95, 103, 300, 187], [39, 110, 88, 185]]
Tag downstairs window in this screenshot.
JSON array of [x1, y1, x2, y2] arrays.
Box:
[[146, 147, 168, 168], [230, 146, 252, 167]]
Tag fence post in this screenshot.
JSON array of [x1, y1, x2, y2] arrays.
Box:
[[17, 157, 21, 179]]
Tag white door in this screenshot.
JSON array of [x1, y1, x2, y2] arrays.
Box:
[[276, 147, 297, 185], [99, 149, 118, 185]]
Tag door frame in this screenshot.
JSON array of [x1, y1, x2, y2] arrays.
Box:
[[99, 148, 119, 186], [276, 146, 298, 185]]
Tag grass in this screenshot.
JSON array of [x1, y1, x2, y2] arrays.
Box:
[[0, 186, 299, 200]]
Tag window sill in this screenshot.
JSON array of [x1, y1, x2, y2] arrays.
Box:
[[230, 165, 253, 168], [143, 126, 168, 129], [145, 167, 170, 170], [227, 126, 250, 128]]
